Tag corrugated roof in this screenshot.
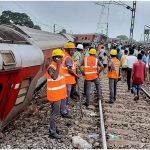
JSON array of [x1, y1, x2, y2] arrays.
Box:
[[16, 25, 70, 49]]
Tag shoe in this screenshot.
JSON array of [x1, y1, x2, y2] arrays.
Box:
[[131, 88, 134, 94], [133, 96, 139, 101], [82, 93, 86, 97], [83, 102, 89, 107], [61, 113, 72, 119], [56, 128, 62, 134], [49, 132, 62, 139], [71, 95, 77, 99], [109, 101, 114, 104], [74, 92, 79, 97]]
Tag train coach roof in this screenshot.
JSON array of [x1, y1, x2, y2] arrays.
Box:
[[16, 25, 74, 50]]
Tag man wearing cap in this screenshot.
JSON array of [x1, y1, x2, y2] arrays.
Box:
[[46, 49, 67, 139], [107, 49, 120, 103], [61, 41, 78, 117], [71, 44, 84, 98], [81, 48, 103, 107]]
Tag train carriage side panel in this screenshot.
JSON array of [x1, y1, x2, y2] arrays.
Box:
[[0, 44, 44, 129]]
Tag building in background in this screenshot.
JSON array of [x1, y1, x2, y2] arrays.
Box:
[[73, 33, 107, 48]]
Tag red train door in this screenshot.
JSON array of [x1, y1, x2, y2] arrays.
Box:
[[0, 71, 19, 121], [0, 74, 11, 121]]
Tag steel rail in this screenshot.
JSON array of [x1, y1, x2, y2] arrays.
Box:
[[141, 87, 150, 99], [99, 99, 107, 149]]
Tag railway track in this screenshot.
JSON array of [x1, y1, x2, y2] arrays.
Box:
[[100, 75, 150, 149], [0, 78, 103, 148], [0, 75, 150, 149]]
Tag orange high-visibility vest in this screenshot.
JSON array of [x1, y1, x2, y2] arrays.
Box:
[[62, 51, 76, 84], [46, 61, 67, 101], [107, 58, 120, 79], [84, 56, 98, 80]]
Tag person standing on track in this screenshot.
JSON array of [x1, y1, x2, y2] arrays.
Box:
[[120, 49, 128, 82], [71, 44, 84, 99], [81, 48, 103, 107], [102, 52, 108, 74], [107, 49, 120, 104], [126, 48, 137, 91], [61, 41, 78, 117], [46, 49, 67, 139], [131, 53, 146, 101]]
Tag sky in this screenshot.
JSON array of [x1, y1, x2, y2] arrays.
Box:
[[0, 1, 150, 41]]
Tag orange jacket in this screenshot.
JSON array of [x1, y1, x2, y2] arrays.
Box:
[[46, 61, 67, 101], [62, 51, 76, 84], [107, 58, 120, 79], [84, 56, 98, 80]]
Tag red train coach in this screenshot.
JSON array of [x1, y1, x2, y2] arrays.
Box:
[[0, 24, 73, 129]]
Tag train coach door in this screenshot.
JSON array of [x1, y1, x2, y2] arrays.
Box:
[[0, 72, 19, 121]]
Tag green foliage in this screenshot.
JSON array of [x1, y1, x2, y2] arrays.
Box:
[[116, 35, 128, 41], [33, 25, 41, 30], [0, 10, 41, 30]]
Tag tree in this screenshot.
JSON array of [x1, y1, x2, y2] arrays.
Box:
[[0, 10, 41, 30], [33, 25, 41, 30], [116, 35, 128, 41]]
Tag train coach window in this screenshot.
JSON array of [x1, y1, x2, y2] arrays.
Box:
[[15, 79, 30, 105], [0, 50, 16, 66]]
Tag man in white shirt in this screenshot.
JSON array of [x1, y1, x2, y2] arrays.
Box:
[[126, 48, 137, 91]]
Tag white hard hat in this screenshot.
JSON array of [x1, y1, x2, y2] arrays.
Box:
[[77, 44, 83, 50]]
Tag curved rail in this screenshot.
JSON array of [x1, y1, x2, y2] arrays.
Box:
[[99, 99, 107, 149]]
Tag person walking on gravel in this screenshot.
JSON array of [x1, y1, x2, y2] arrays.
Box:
[[107, 49, 120, 104], [131, 53, 146, 101], [46, 49, 67, 139], [120, 49, 128, 82], [81, 48, 103, 107], [126, 48, 137, 91]]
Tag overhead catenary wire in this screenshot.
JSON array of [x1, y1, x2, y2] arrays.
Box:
[[12, 1, 54, 32]]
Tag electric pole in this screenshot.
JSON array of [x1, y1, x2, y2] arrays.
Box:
[[53, 24, 56, 33], [129, 1, 136, 43]]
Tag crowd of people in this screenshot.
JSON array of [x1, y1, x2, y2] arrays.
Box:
[[46, 41, 150, 139]]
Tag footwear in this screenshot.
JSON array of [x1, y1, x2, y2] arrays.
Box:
[[83, 102, 89, 107], [82, 92, 86, 97], [56, 128, 62, 134], [133, 96, 139, 101], [109, 101, 114, 104], [49, 132, 62, 139], [74, 92, 79, 97], [61, 113, 72, 119], [131, 88, 134, 94]]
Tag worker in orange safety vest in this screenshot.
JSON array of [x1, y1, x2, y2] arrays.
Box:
[[107, 49, 120, 104], [61, 41, 78, 117], [81, 48, 103, 107], [46, 49, 67, 139]]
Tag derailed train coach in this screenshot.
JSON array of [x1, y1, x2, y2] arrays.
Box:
[[0, 24, 73, 129]]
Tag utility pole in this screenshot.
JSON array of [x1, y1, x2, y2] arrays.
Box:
[[106, 4, 110, 41], [53, 24, 56, 33], [144, 25, 150, 47], [129, 1, 136, 43], [95, 1, 137, 44]]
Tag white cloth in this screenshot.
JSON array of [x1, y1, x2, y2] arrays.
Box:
[[134, 49, 138, 56], [126, 55, 137, 68]]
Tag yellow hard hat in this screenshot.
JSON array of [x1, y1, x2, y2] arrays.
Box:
[[110, 49, 117, 55], [89, 48, 97, 55], [64, 42, 75, 49], [52, 49, 64, 57]]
